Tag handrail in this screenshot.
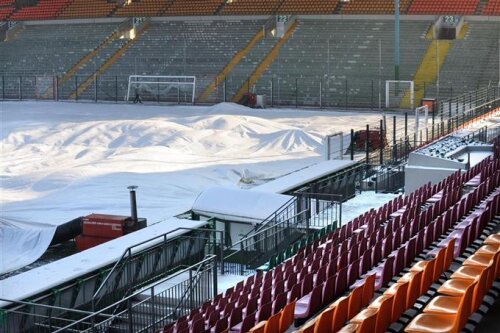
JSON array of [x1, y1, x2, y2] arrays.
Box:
[[0, 298, 94, 316], [54, 255, 217, 333], [240, 196, 297, 239], [92, 226, 221, 304]]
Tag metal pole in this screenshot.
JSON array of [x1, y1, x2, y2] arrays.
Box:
[[379, 39, 382, 109], [404, 112, 408, 139], [380, 119, 384, 165], [19, 76, 22, 100], [94, 74, 98, 103], [295, 78, 298, 108], [345, 80, 348, 108], [224, 78, 227, 103], [115, 76, 118, 103], [350, 129, 355, 161], [319, 79, 322, 108], [394, 0, 400, 80], [365, 124, 370, 162]]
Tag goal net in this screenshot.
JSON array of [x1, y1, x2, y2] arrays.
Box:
[[385, 80, 414, 111], [126, 75, 196, 103]]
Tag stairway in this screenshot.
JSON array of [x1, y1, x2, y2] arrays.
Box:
[[231, 21, 299, 103], [400, 38, 451, 109], [197, 27, 265, 103], [69, 22, 149, 99]]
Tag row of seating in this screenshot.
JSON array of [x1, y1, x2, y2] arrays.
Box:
[[5, 0, 500, 20], [341, 178, 500, 332], [293, 157, 500, 333], [483, 0, 500, 15], [408, 0, 481, 15], [159, 162, 447, 332]]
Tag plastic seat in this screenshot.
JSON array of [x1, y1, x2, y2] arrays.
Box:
[[279, 300, 295, 333], [404, 281, 476, 333], [312, 306, 334, 333], [294, 285, 323, 320], [331, 296, 350, 333], [383, 281, 410, 322], [230, 311, 255, 333], [344, 306, 378, 333], [248, 320, 266, 333], [347, 283, 364, 320], [410, 258, 436, 294], [398, 270, 423, 308], [263, 312, 281, 333], [366, 293, 394, 333]]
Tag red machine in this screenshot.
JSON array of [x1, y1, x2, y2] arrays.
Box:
[[75, 213, 147, 252]]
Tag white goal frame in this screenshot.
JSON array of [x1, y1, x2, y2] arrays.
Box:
[[126, 75, 196, 103], [385, 80, 414, 111], [414, 105, 429, 133]]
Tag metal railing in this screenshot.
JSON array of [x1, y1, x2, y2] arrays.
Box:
[[222, 194, 339, 275], [50, 255, 217, 333], [92, 226, 223, 310], [2, 72, 496, 109]]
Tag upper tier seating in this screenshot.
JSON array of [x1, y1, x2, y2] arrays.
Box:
[[164, 0, 223, 16], [8, 0, 72, 21], [0, 0, 15, 21], [277, 0, 340, 14], [58, 0, 118, 19], [220, 0, 282, 15], [114, 0, 166, 17], [340, 0, 413, 15], [408, 0, 480, 15], [483, 0, 500, 15]]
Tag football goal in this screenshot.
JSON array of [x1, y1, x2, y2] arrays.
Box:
[[385, 80, 414, 111], [126, 75, 196, 103]]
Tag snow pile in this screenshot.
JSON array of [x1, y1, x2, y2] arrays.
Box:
[[1, 102, 384, 224]]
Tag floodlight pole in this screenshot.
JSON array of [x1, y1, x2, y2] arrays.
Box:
[[395, 0, 400, 80]]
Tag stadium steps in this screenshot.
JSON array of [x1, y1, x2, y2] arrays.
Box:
[[400, 39, 451, 109], [231, 20, 299, 103], [69, 21, 150, 99], [475, 0, 490, 15], [197, 27, 265, 103], [58, 28, 123, 86]]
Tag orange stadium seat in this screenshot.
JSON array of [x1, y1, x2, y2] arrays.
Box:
[[220, 0, 282, 15], [9, 0, 72, 20], [482, 0, 500, 15], [59, 0, 119, 19], [114, 0, 166, 17], [341, 0, 413, 14], [408, 0, 480, 15], [164, 0, 224, 16], [277, 0, 340, 15]]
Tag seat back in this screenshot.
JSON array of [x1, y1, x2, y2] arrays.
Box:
[[264, 311, 281, 333], [362, 274, 376, 307], [443, 238, 456, 271], [249, 320, 266, 333], [348, 283, 364, 319], [405, 270, 423, 308], [356, 308, 378, 333], [385, 281, 409, 322], [257, 302, 272, 322], [239, 312, 256, 333], [373, 294, 394, 333], [313, 306, 334, 333], [331, 296, 350, 333], [432, 247, 446, 281], [278, 300, 295, 333], [457, 281, 477, 331]]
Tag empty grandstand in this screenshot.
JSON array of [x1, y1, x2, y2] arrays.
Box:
[[1, 1, 500, 333]]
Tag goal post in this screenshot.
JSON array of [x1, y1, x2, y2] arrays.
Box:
[[385, 80, 414, 111], [126, 75, 196, 104]]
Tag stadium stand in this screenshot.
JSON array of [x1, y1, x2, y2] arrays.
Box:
[[220, 0, 283, 15], [8, 0, 72, 21], [156, 155, 500, 332], [340, 0, 413, 15], [100, 19, 267, 101], [426, 21, 500, 96], [0, 0, 15, 21], [0, 23, 119, 74], [252, 19, 430, 107], [58, 0, 119, 19], [164, 0, 224, 16], [277, 0, 340, 15], [114, 0, 167, 17], [483, 0, 500, 15], [408, 0, 481, 15]]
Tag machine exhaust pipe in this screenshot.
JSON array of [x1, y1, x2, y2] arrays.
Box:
[[128, 185, 138, 224]]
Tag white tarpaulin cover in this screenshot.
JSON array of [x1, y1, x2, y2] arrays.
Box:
[[0, 217, 57, 274], [192, 186, 293, 224]]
